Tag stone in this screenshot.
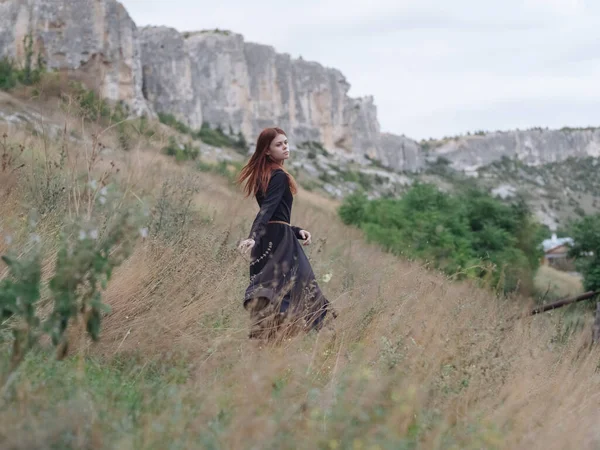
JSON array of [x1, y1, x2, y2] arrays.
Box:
[[341, 96, 381, 160], [432, 129, 600, 170], [0, 0, 152, 116], [184, 31, 252, 137], [378, 132, 424, 172], [139, 26, 202, 128], [181, 31, 359, 151], [2, 1, 599, 176]]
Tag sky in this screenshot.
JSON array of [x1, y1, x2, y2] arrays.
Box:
[[121, 0, 600, 140]]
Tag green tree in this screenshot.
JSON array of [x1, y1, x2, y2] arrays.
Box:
[[338, 183, 544, 294], [568, 213, 600, 292]]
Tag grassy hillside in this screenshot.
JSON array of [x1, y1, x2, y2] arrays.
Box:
[[0, 88, 599, 449], [534, 266, 584, 301], [420, 155, 600, 231]]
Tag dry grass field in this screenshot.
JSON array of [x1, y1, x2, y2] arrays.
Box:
[[0, 87, 599, 450]]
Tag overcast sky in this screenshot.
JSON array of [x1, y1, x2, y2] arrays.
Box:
[[121, 0, 600, 140]]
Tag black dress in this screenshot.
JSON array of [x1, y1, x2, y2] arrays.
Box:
[[243, 169, 333, 338]]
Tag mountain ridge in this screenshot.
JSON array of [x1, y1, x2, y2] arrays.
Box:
[[1, 0, 599, 174]]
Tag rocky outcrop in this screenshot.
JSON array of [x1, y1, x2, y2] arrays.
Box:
[[1, 1, 598, 175], [0, 0, 151, 116], [338, 96, 379, 159], [433, 128, 600, 171], [379, 133, 424, 172], [180, 31, 360, 150], [0, 1, 423, 169], [184, 31, 252, 137], [139, 26, 202, 128]]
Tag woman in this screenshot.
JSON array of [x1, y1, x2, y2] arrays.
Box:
[[237, 127, 334, 340]]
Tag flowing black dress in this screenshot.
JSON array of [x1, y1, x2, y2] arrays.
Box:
[[243, 169, 333, 338]]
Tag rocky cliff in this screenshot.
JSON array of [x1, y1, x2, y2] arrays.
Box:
[[172, 31, 376, 153], [431, 128, 600, 171], [378, 133, 423, 172], [139, 26, 202, 128], [1, 0, 599, 175], [0, 0, 152, 116], [137, 27, 396, 163]]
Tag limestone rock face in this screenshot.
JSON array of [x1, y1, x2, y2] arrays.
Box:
[[379, 133, 424, 172], [139, 26, 202, 128], [433, 129, 600, 171], [172, 31, 427, 170], [2, 1, 598, 174], [0, 0, 152, 115], [178, 33, 355, 147], [184, 31, 252, 137], [341, 96, 381, 160]]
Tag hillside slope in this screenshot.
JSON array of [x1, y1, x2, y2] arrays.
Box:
[[0, 89, 599, 449]]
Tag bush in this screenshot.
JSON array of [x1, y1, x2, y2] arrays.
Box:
[[339, 183, 545, 293], [568, 213, 600, 292], [157, 113, 192, 135], [0, 184, 144, 381], [0, 58, 19, 91], [68, 83, 128, 123], [157, 115, 248, 154], [339, 170, 373, 191], [298, 140, 329, 157], [195, 123, 247, 153], [0, 34, 45, 91], [162, 136, 200, 162], [196, 159, 242, 185]]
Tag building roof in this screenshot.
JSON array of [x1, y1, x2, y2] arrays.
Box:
[[542, 234, 574, 253]]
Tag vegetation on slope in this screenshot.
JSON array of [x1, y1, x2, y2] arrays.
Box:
[[0, 35, 45, 91], [157, 113, 248, 154], [534, 266, 583, 301], [1, 63, 600, 449], [569, 213, 600, 292], [338, 183, 545, 294]]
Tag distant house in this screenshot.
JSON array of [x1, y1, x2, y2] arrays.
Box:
[[541, 234, 575, 270]]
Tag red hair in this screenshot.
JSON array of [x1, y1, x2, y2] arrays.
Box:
[[237, 127, 298, 197]]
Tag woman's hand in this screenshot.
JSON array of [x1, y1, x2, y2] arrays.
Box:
[[299, 230, 312, 245], [238, 238, 255, 257]]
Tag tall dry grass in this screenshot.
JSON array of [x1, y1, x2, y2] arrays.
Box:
[[535, 265, 584, 300], [0, 92, 599, 449]]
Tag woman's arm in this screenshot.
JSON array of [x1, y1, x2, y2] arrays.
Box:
[[291, 226, 311, 245], [247, 170, 286, 242], [291, 226, 304, 240]]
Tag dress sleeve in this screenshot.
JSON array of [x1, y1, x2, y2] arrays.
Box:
[[291, 226, 305, 240], [248, 170, 287, 241]]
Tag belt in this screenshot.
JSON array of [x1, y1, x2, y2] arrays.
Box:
[[268, 221, 290, 226]]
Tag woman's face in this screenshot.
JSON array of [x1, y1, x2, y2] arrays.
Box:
[[267, 133, 289, 163]]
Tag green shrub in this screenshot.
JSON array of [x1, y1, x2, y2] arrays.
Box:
[[298, 140, 329, 157], [0, 184, 144, 381], [0, 34, 45, 91], [68, 83, 128, 123], [339, 170, 373, 191], [157, 115, 248, 153], [162, 136, 200, 162], [195, 123, 247, 153], [339, 183, 545, 294], [0, 58, 19, 91], [568, 213, 600, 292], [364, 153, 386, 169], [158, 113, 192, 135], [196, 159, 242, 184]]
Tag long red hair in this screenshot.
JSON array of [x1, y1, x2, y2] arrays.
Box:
[[237, 127, 298, 197]]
